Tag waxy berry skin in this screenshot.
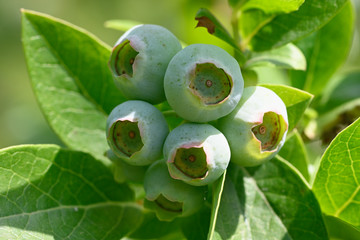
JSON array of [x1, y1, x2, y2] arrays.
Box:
[[106, 100, 169, 166], [164, 44, 244, 122], [144, 160, 206, 221], [163, 123, 230, 186], [105, 149, 147, 183], [109, 24, 182, 104], [219, 86, 289, 167]]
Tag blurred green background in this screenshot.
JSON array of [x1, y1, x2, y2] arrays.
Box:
[[0, 0, 359, 149]]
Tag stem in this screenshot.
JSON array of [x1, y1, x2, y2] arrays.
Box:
[[231, 9, 241, 47], [162, 110, 177, 117], [303, 32, 321, 92], [240, 15, 275, 51], [231, 8, 241, 60], [231, 7, 248, 66]]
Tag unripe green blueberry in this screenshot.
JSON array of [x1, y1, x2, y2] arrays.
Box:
[[109, 24, 182, 104], [105, 149, 147, 183], [106, 100, 169, 166], [144, 160, 206, 221], [163, 123, 230, 186], [164, 44, 244, 122], [219, 86, 288, 167]]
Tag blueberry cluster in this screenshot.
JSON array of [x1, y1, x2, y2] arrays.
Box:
[[106, 24, 288, 221]]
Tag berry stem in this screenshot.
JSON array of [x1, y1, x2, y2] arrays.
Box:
[[231, 8, 246, 65]]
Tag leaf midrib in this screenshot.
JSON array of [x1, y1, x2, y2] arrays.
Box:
[[207, 172, 227, 240], [332, 122, 360, 217], [0, 201, 140, 221], [241, 167, 293, 240], [3, 150, 110, 203], [241, 158, 324, 240]]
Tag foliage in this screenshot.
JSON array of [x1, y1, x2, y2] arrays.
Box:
[[0, 0, 359, 239]]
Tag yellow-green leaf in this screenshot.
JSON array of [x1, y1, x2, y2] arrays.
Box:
[[313, 117, 360, 231]]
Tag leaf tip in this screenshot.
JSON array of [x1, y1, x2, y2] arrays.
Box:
[[20, 8, 29, 17], [20, 8, 36, 16]]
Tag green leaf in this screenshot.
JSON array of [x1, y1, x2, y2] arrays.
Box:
[[212, 158, 328, 239], [239, 10, 274, 51], [104, 19, 143, 32], [260, 84, 313, 131], [249, 66, 291, 86], [181, 207, 210, 240], [279, 130, 310, 181], [323, 215, 360, 240], [208, 171, 226, 240], [0, 145, 141, 239], [240, 0, 348, 51], [290, 2, 354, 95], [22, 9, 126, 162], [318, 71, 360, 114], [313, 117, 360, 230], [195, 8, 240, 51], [129, 202, 209, 240], [242, 0, 305, 14], [245, 43, 306, 70], [130, 212, 184, 239]]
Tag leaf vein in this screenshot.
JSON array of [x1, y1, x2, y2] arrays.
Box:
[[28, 20, 108, 115]]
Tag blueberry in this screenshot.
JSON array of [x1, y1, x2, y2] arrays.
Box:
[[106, 100, 169, 166], [144, 160, 206, 221], [105, 149, 147, 183], [109, 24, 182, 104], [163, 123, 230, 186], [164, 44, 244, 122], [219, 86, 288, 166]]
